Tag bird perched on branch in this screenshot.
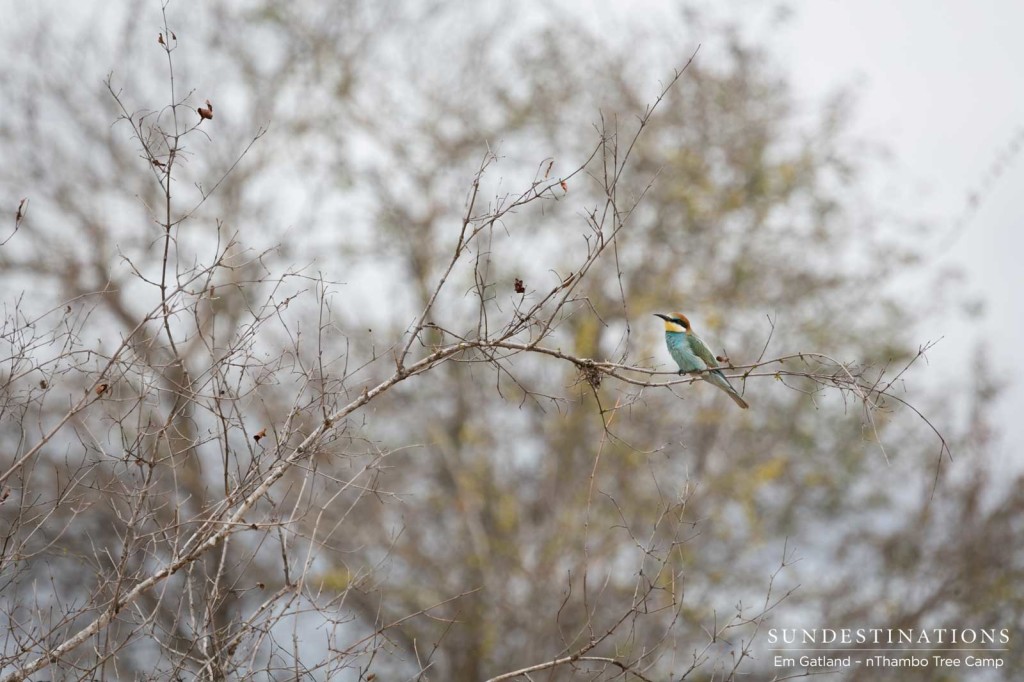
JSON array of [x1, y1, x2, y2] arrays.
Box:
[[654, 312, 749, 409]]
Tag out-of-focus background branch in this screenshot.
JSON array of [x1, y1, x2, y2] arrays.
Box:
[[1, 1, 1021, 680]]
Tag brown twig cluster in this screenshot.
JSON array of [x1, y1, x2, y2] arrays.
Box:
[[0, 8, 963, 682]]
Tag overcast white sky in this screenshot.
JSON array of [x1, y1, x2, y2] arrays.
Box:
[[581, 0, 1023, 462], [777, 0, 1024, 463]]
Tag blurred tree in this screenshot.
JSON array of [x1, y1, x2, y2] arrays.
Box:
[[0, 2, 1020, 681]]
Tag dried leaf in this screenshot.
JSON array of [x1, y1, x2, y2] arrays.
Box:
[[514, 278, 525, 294], [158, 33, 165, 45], [254, 428, 267, 443], [560, 179, 568, 192], [95, 383, 109, 396], [198, 100, 214, 121]]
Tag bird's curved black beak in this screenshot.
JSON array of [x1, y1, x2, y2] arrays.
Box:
[[654, 313, 670, 321]]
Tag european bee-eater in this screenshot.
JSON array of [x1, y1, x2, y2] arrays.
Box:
[[655, 312, 749, 409]]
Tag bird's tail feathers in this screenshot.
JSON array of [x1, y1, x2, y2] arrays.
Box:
[[706, 370, 749, 409], [726, 390, 749, 409]]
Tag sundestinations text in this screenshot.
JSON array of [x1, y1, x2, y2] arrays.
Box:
[[767, 628, 1009, 645]]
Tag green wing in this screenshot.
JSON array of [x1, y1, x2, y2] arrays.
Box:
[[686, 333, 720, 369]]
